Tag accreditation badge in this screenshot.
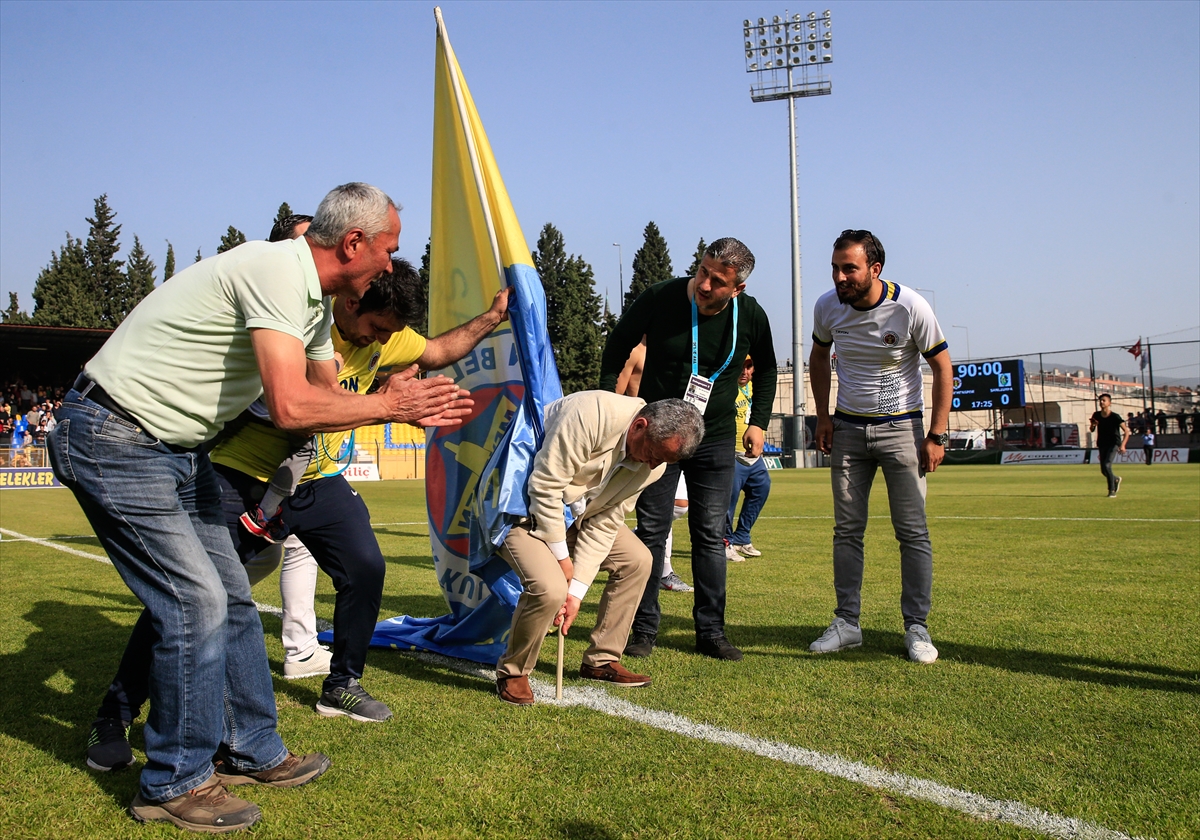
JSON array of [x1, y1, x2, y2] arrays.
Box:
[[683, 374, 713, 413]]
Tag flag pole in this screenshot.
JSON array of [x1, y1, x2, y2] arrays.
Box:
[[434, 6, 505, 288]]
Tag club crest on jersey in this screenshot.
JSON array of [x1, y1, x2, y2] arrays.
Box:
[[368, 352, 381, 371], [882, 330, 899, 347]]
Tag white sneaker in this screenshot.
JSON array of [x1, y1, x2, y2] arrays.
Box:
[[809, 618, 862, 653], [904, 625, 939, 664], [284, 645, 332, 680], [725, 543, 745, 563], [733, 542, 761, 557]]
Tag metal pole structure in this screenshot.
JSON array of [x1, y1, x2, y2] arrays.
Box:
[[1147, 341, 1156, 419], [1039, 352, 1047, 421], [952, 325, 971, 360], [742, 10, 832, 468], [786, 66, 807, 464], [612, 243, 624, 312], [1139, 337, 1148, 417]]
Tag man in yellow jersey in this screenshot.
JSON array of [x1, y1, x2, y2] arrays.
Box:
[[209, 256, 510, 721]]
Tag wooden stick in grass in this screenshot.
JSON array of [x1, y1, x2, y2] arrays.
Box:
[[556, 626, 565, 701]]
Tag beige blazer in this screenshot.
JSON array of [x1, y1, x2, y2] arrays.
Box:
[[527, 390, 666, 590]]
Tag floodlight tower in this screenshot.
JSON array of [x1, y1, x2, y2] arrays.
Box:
[[743, 9, 832, 466]]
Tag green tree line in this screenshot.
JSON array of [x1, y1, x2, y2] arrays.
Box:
[[3, 195, 254, 328], [5, 197, 709, 399]]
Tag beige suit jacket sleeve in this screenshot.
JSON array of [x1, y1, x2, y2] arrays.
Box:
[[526, 391, 654, 590]]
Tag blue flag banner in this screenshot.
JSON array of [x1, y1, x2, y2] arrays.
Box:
[[353, 8, 562, 665]]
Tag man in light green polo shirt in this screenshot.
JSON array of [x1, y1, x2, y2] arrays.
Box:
[[49, 182, 473, 834]]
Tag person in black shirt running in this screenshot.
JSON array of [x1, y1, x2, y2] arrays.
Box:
[[1090, 394, 1130, 497]]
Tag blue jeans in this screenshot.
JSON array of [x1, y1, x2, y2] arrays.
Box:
[[632, 435, 737, 641], [830, 417, 933, 629], [726, 458, 771, 545], [48, 392, 287, 802]]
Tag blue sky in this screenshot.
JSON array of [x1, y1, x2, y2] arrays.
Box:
[[1, 0, 1197, 376]]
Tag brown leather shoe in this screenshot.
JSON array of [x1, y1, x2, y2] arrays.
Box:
[[130, 776, 261, 833], [580, 661, 652, 687], [496, 674, 535, 705], [214, 749, 331, 788]]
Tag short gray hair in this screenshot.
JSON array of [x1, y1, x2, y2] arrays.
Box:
[[306, 182, 400, 247], [705, 237, 756, 283], [636, 399, 706, 460]]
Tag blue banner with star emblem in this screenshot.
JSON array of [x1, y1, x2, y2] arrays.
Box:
[[362, 9, 562, 664]]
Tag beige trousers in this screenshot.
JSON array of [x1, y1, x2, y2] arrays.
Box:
[[497, 523, 651, 677]]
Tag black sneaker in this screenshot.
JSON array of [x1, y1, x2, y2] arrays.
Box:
[[624, 634, 656, 658], [314, 678, 392, 722], [86, 717, 134, 771], [696, 635, 743, 661]]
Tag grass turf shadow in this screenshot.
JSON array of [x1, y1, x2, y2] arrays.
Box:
[[721, 622, 1200, 694], [0, 598, 145, 808]]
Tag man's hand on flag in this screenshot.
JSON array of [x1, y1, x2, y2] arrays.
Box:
[[379, 364, 473, 427]]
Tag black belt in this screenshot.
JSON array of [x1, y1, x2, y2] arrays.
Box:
[[73, 373, 142, 427]]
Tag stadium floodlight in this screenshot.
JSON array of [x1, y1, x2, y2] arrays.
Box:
[[742, 9, 833, 467]]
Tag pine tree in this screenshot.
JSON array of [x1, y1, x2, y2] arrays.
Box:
[[125, 235, 158, 300], [601, 297, 618, 341], [86, 195, 126, 328], [624, 221, 673, 311], [2, 292, 31, 324], [533, 224, 603, 393], [415, 238, 431, 337], [217, 226, 247, 253], [98, 234, 155, 325], [163, 241, 176, 280], [274, 202, 293, 227], [31, 235, 102, 327], [684, 237, 707, 278]]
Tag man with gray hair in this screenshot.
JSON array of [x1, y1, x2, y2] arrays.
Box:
[[49, 182, 471, 833], [496, 393, 704, 705], [600, 238, 777, 662]]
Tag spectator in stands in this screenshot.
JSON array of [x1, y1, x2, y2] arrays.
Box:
[[1156, 410, 1167, 435], [1177, 411, 1189, 434], [1191, 409, 1200, 437]]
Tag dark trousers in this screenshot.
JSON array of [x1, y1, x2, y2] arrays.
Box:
[[98, 467, 386, 721], [631, 435, 736, 641], [1098, 445, 1120, 493], [1143, 446, 1153, 465]]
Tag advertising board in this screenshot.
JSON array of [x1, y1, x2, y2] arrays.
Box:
[[343, 463, 381, 482], [0, 468, 63, 488], [1109, 448, 1189, 465]]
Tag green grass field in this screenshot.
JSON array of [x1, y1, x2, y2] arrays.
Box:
[[1, 464, 1197, 839]]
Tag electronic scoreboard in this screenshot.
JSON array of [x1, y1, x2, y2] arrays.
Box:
[[951, 359, 1025, 411]]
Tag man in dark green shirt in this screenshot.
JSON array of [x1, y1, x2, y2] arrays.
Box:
[[599, 237, 777, 660]]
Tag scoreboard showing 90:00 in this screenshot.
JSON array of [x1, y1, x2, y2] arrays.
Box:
[[951, 359, 1026, 411]]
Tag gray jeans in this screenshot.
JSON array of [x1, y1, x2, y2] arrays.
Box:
[[830, 416, 932, 629]]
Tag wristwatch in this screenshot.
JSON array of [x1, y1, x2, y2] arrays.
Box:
[[927, 430, 950, 447]]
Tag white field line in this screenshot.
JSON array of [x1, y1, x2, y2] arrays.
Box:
[[0, 527, 1158, 839], [1, 528, 112, 561]]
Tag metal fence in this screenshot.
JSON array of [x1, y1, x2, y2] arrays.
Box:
[[0, 446, 48, 468], [947, 337, 1199, 445]]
